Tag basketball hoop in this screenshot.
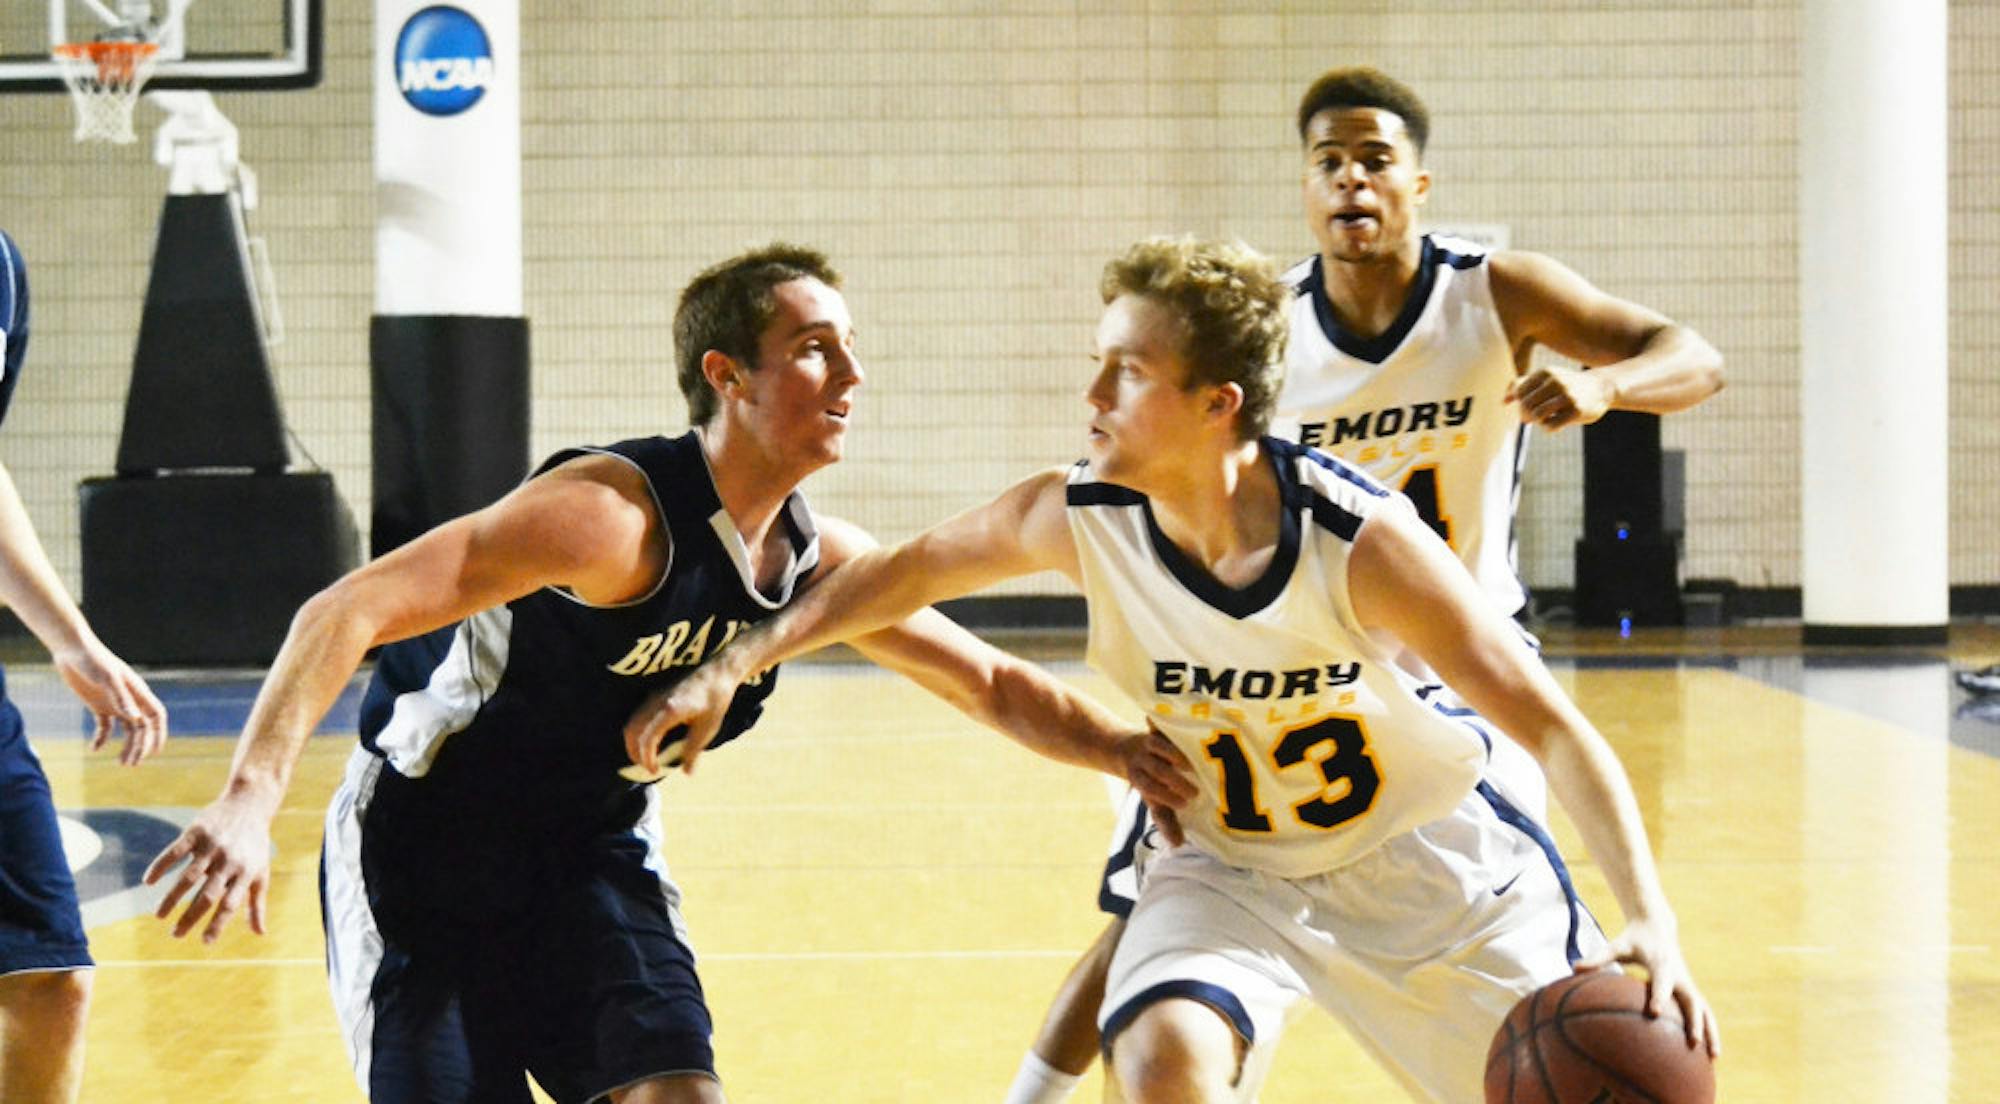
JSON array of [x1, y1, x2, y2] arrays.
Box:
[[52, 41, 161, 145]]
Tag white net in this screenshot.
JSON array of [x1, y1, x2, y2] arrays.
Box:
[[52, 42, 160, 144]]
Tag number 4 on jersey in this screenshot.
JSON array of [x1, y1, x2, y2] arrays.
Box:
[[1400, 465, 1454, 548]]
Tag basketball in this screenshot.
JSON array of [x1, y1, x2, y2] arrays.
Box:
[[1485, 972, 1714, 1104]]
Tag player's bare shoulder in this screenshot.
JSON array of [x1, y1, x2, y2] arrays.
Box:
[[521, 451, 669, 603], [1485, 250, 1577, 352], [1012, 465, 1086, 577]]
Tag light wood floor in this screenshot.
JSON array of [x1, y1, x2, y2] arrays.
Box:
[[26, 627, 2000, 1102]]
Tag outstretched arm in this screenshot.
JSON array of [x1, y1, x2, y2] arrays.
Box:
[[143, 456, 661, 942], [818, 517, 1194, 831], [0, 460, 165, 763], [1348, 499, 1718, 1057], [625, 468, 1078, 777], [1491, 250, 1724, 429]]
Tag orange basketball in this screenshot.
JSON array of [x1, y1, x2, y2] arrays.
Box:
[[1485, 972, 1714, 1104]]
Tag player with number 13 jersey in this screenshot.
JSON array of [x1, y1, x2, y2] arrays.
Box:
[[1067, 440, 1495, 877]]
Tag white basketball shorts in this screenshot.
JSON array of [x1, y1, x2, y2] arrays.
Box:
[[1098, 780, 1608, 1104]]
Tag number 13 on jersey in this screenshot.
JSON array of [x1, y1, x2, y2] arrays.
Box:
[[1201, 714, 1381, 833]]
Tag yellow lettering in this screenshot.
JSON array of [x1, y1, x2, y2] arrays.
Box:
[[1451, 432, 1470, 451], [1417, 435, 1436, 453], [643, 621, 692, 675], [1336, 691, 1356, 708], [716, 619, 748, 650], [1223, 708, 1246, 725], [1154, 702, 1175, 717], [607, 634, 662, 675], [1358, 446, 1381, 464], [1190, 701, 1212, 721], [1268, 700, 1317, 725]]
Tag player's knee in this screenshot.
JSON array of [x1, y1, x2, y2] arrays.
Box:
[[1106, 1000, 1238, 1102], [0, 968, 92, 1032]]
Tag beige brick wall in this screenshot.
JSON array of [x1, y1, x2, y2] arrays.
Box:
[[0, 0, 1990, 613]]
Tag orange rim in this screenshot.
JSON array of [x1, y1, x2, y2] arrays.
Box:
[[54, 41, 159, 83]]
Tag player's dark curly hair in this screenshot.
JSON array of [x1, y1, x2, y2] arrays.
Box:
[[674, 244, 842, 426], [1099, 236, 1289, 442], [1295, 66, 1430, 154]]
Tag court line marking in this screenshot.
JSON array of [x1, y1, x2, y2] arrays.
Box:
[[96, 949, 1086, 969], [1769, 944, 1988, 955]]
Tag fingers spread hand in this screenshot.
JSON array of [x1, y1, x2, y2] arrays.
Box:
[[143, 833, 196, 887], [249, 887, 268, 936]]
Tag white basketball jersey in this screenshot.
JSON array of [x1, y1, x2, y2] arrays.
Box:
[[1065, 441, 1493, 879], [1273, 236, 1529, 614]]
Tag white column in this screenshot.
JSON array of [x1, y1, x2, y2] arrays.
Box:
[[374, 0, 521, 316], [1799, 0, 1948, 641]]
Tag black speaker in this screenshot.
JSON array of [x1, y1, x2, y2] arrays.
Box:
[[1574, 411, 1682, 627], [80, 472, 358, 665]]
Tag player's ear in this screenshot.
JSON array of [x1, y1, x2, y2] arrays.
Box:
[[1207, 382, 1244, 424], [701, 350, 746, 398], [1412, 167, 1432, 207]]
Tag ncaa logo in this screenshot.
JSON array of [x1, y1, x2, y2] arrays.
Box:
[[395, 5, 495, 116]]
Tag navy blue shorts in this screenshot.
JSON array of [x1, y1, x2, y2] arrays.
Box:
[[0, 685, 91, 976], [324, 757, 713, 1104]]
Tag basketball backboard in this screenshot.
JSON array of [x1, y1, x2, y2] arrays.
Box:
[[0, 0, 320, 92]]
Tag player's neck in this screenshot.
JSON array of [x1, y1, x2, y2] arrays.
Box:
[[1318, 235, 1423, 340], [1145, 440, 1280, 587], [698, 423, 811, 561]]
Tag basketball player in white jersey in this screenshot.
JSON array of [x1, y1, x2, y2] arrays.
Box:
[[628, 236, 1718, 1104], [1007, 67, 1727, 1103]]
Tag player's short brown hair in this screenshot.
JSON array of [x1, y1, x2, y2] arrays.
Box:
[[1295, 66, 1431, 154], [674, 244, 842, 426], [1099, 236, 1289, 441]]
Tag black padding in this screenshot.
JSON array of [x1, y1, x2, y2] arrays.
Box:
[[117, 194, 289, 475], [370, 315, 529, 557], [79, 472, 359, 665]]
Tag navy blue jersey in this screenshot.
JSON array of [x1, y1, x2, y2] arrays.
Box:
[[0, 231, 27, 431], [354, 432, 818, 870]]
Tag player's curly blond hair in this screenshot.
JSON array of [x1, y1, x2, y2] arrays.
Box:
[[1099, 236, 1289, 441]]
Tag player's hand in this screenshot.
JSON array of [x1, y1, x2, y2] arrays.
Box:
[[142, 793, 275, 943], [1142, 798, 1186, 848], [1119, 723, 1195, 811], [1574, 913, 1720, 1058], [1121, 723, 1194, 847], [1505, 365, 1615, 431], [624, 663, 740, 779], [52, 638, 168, 766]]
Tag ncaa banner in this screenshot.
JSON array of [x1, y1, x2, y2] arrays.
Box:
[[374, 0, 520, 314], [371, 0, 527, 556]]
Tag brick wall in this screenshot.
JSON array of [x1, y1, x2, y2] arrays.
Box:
[[0, 0, 1988, 610]]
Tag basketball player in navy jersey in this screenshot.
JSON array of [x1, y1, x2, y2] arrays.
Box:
[[1005, 67, 1728, 1103], [0, 229, 169, 1104], [142, 244, 1192, 1104], [629, 235, 1717, 1104]]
